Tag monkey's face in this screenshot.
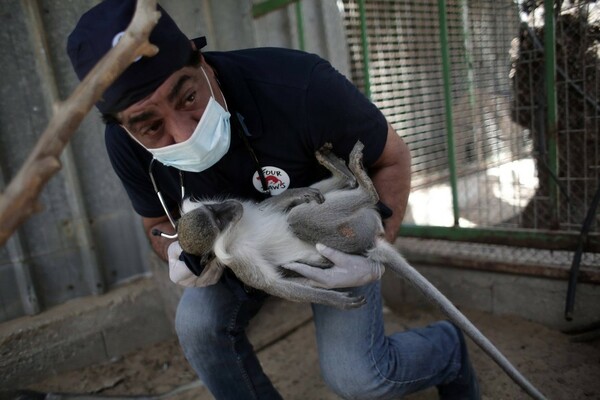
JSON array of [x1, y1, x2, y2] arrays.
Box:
[[177, 200, 244, 259]]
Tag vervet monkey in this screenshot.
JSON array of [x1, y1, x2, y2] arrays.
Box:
[[177, 142, 546, 400]]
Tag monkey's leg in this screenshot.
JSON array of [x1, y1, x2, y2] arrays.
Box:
[[223, 252, 365, 309], [256, 275, 366, 310], [370, 240, 547, 400], [315, 143, 357, 188], [287, 186, 382, 255], [259, 187, 324, 212], [275, 280, 366, 309], [348, 141, 379, 204]]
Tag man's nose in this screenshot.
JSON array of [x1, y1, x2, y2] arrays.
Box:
[[168, 115, 199, 143]]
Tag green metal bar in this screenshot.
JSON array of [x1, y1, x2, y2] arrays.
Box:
[[437, 0, 460, 226], [544, 0, 559, 221], [295, 1, 305, 51], [400, 225, 600, 253], [357, 0, 371, 99], [253, 0, 298, 18]]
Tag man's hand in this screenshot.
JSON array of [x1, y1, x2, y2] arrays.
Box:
[[281, 243, 384, 289], [168, 241, 224, 287]]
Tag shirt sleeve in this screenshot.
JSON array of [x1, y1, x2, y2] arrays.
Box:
[[304, 59, 388, 166]]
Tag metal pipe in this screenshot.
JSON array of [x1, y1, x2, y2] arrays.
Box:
[[21, 0, 105, 295], [437, 0, 460, 226], [544, 0, 560, 224], [357, 0, 371, 99], [565, 181, 600, 320]]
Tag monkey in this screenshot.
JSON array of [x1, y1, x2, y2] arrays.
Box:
[[176, 142, 547, 400], [177, 187, 368, 309]]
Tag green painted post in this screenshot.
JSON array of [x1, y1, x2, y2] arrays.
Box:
[[253, 0, 298, 18], [438, 0, 460, 226], [544, 0, 559, 221], [295, 1, 305, 51]]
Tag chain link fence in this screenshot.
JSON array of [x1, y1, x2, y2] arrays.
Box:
[[340, 0, 599, 274]]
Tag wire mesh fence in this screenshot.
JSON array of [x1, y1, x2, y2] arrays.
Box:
[[340, 0, 599, 270], [514, 1, 600, 232]]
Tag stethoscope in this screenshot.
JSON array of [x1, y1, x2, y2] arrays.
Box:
[[149, 111, 271, 240], [149, 158, 183, 239]]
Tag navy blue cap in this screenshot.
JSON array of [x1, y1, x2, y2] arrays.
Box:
[[67, 0, 206, 114]]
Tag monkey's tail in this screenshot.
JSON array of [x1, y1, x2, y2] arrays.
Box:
[[370, 240, 548, 400]]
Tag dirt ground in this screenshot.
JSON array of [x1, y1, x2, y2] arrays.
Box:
[[19, 299, 600, 400]]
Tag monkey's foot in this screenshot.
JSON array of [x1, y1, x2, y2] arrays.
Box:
[[315, 143, 357, 188], [348, 141, 379, 203]]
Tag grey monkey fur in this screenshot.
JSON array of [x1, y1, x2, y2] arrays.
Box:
[[176, 142, 546, 400]]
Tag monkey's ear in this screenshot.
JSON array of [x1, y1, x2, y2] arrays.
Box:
[[208, 200, 243, 230]]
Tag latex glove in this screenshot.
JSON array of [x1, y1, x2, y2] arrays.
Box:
[[281, 243, 384, 289], [168, 241, 224, 287]]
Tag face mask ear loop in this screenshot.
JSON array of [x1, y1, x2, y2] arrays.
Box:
[[200, 66, 216, 99], [121, 124, 150, 150], [200, 66, 229, 112], [149, 159, 178, 232]]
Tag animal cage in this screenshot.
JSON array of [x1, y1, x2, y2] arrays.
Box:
[[339, 0, 600, 303]]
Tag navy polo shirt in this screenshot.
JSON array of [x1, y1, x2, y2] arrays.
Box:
[[105, 48, 388, 218]]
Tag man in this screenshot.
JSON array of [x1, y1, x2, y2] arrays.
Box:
[[67, 1, 479, 399]]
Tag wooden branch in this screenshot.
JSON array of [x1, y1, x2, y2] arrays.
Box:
[[0, 0, 160, 247]]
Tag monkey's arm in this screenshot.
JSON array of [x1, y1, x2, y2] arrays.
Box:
[[281, 243, 384, 289], [368, 124, 412, 242]]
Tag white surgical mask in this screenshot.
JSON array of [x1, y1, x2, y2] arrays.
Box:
[[126, 66, 231, 173]]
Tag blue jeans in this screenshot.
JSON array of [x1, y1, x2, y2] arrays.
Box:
[[175, 274, 466, 399]]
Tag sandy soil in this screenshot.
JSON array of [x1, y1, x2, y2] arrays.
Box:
[[21, 301, 600, 400]]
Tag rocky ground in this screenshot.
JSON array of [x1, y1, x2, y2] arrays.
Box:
[[17, 298, 600, 400]]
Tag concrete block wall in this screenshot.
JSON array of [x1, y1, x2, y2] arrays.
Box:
[[382, 262, 600, 332], [0, 278, 173, 390]]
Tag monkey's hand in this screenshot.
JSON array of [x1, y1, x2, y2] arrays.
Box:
[[168, 241, 225, 287], [281, 243, 384, 289]]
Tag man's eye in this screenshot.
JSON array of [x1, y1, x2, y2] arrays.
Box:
[[184, 92, 196, 106], [142, 121, 162, 136]]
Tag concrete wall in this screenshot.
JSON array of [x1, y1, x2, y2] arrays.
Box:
[[0, 277, 172, 389], [382, 261, 600, 332]]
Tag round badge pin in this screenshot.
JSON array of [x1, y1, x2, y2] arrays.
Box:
[[252, 166, 290, 195]]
